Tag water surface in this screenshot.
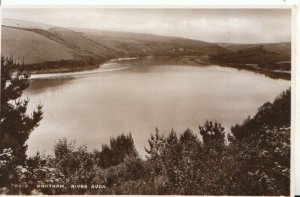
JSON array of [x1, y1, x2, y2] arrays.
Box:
[[24, 58, 290, 156]]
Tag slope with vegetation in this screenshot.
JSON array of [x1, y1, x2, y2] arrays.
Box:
[[218, 42, 291, 57], [2, 19, 226, 73], [3, 19, 291, 79], [212, 43, 291, 79]]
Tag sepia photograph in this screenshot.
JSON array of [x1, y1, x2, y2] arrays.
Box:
[[0, 5, 293, 195]]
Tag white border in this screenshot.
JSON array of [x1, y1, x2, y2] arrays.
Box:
[[0, 0, 300, 6], [0, 1, 299, 196], [294, 2, 300, 196]]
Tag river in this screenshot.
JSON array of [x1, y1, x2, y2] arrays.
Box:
[[24, 57, 290, 157]]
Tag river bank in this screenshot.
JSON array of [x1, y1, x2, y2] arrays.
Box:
[[213, 62, 291, 80], [23, 55, 290, 81]]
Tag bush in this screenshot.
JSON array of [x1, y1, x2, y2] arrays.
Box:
[[53, 139, 95, 192]]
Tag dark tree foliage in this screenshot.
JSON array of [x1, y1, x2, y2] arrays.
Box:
[[166, 129, 178, 145], [144, 128, 165, 176], [211, 46, 290, 69], [0, 57, 43, 163], [110, 133, 138, 165], [18, 58, 103, 73], [94, 144, 113, 168], [230, 88, 291, 141], [226, 88, 291, 195], [179, 128, 198, 144], [54, 138, 95, 187], [159, 129, 182, 187], [179, 129, 200, 154], [145, 127, 165, 159], [0, 76, 290, 196], [199, 120, 225, 153], [94, 133, 138, 168]]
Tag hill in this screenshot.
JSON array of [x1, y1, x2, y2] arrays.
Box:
[[2, 18, 226, 72], [212, 45, 290, 65], [1, 19, 291, 76], [212, 43, 291, 79], [218, 42, 291, 58]]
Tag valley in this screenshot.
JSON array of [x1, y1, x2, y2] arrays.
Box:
[[1, 18, 291, 80]]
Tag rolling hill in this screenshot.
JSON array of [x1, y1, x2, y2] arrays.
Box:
[[1, 18, 291, 76], [211, 45, 290, 64], [211, 44, 291, 79], [2, 19, 225, 66], [218, 42, 291, 59]]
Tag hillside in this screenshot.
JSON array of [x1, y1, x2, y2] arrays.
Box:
[[212, 45, 290, 65], [218, 42, 291, 58], [2, 18, 226, 72], [2, 26, 75, 64], [1, 19, 291, 76], [211, 43, 291, 79]]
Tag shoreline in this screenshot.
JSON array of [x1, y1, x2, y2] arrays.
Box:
[[27, 56, 290, 80], [213, 62, 291, 80]]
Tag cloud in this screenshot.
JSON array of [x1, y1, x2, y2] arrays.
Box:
[[2, 8, 291, 43]]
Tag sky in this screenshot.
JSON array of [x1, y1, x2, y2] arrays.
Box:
[[2, 8, 291, 44]]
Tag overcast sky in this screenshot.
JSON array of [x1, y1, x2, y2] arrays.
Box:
[[2, 8, 291, 44]]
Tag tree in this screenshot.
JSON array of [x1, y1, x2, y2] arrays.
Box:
[[227, 88, 291, 195], [109, 133, 138, 165], [230, 88, 291, 142], [94, 144, 113, 168], [179, 128, 201, 157], [0, 57, 43, 163], [145, 127, 165, 159], [179, 129, 198, 146], [160, 129, 182, 186], [94, 133, 138, 168], [54, 138, 95, 191], [199, 121, 225, 154], [144, 127, 166, 177]]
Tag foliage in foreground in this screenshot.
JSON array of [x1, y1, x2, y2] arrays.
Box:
[[0, 57, 43, 163]]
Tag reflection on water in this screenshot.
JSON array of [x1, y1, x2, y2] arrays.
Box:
[[24, 58, 290, 157], [28, 78, 74, 94]]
